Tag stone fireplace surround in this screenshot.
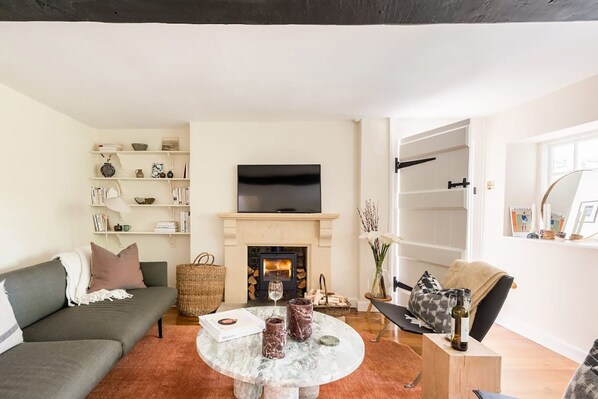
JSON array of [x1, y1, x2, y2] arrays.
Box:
[[218, 213, 339, 303]]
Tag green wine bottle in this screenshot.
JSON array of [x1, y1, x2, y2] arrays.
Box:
[[451, 289, 469, 351]]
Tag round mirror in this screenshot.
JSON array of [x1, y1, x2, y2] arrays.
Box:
[[541, 169, 598, 240]]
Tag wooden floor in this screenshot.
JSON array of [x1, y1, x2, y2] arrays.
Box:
[[164, 308, 578, 399]]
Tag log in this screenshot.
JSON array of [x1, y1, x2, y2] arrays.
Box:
[[296, 271, 306, 279], [247, 267, 254, 275], [248, 284, 256, 294], [248, 292, 256, 301], [248, 276, 257, 285], [253, 269, 259, 277], [298, 280, 306, 289]]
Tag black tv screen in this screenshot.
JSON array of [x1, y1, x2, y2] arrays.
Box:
[[237, 164, 321, 213]]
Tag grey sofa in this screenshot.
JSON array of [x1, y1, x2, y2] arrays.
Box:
[[0, 259, 177, 399]]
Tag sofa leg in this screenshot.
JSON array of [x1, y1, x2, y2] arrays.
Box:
[[158, 317, 163, 339]]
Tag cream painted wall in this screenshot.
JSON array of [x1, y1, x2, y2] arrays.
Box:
[[482, 75, 598, 362], [357, 119, 392, 310], [0, 83, 94, 273], [189, 121, 361, 301], [92, 128, 191, 286]]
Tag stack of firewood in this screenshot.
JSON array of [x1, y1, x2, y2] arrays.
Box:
[[305, 288, 350, 307], [247, 267, 258, 300]]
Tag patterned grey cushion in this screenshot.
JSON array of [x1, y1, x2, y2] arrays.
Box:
[[563, 339, 598, 399], [407, 271, 471, 334]]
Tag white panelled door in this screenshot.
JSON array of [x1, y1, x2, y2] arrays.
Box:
[[396, 120, 476, 302]]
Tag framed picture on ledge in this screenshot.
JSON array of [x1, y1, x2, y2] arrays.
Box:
[[510, 206, 533, 237], [161, 137, 179, 151]]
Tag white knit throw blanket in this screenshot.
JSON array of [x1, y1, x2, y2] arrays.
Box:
[[53, 245, 132, 306]]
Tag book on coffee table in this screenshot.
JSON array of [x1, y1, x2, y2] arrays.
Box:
[[199, 308, 265, 342]]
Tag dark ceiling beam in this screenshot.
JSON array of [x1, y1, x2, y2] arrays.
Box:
[[1, 0, 597, 24]]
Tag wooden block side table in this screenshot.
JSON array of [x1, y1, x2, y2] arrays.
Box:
[[364, 292, 392, 324], [421, 333, 501, 399]]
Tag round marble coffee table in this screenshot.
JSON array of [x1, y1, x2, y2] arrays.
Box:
[[196, 306, 364, 399]]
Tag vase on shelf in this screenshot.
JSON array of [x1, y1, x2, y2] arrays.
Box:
[[100, 162, 115, 177], [370, 267, 390, 299]]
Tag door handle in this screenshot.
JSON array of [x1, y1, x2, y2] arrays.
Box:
[[448, 178, 470, 189]]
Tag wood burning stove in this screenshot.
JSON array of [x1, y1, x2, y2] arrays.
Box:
[[258, 252, 297, 300]]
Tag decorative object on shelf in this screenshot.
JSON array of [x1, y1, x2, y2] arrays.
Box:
[[319, 335, 340, 347], [541, 229, 556, 240], [358, 199, 402, 299], [151, 163, 164, 178], [526, 204, 540, 239], [114, 224, 123, 232], [262, 317, 286, 359], [135, 169, 144, 178], [131, 143, 148, 151], [167, 170, 174, 178], [134, 197, 155, 205], [287, 298, 313, 342], [183, 162, 189, 178], [176, 252, 226, 316], [159, 172, 166, 178], [541, 170, 598, 241], [161, 136, 179, 151], [123, 225, 131, 232], [100, 154, 116, 177]]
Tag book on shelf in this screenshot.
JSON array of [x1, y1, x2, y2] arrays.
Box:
[[92, 214, 109, 232], [97, 143, 122, 152], [198, 308, 265, 343], [172, 187, 190, 205], [180, 211, 190, 233], [90, 187, 108, 205], [154, 221, 179, 233]]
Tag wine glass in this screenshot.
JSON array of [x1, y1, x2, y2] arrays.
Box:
[[268, 280, 283, 308]]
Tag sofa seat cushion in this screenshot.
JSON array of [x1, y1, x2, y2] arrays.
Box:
[[23, 286, 177, 355], [0, 340, 121, 399]]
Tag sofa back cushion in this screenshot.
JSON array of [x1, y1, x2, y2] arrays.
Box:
[[0, 260, 67, 328]]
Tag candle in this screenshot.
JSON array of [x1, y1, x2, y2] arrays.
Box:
[[544, 203, 552, 231], [531, 204, 537, 233]]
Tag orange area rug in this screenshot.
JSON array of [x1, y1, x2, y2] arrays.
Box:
[[88, 325, 421, 398]]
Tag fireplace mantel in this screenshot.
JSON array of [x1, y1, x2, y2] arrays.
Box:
[[218, 212, 339, 303]]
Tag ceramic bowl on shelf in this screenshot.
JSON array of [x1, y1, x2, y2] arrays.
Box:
[[134, 197, 155, 205], [131, 143, 148, 151]]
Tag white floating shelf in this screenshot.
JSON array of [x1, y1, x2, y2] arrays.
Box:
[[90, 150, 190, 155], [93, 231, 190, 235], [90, 204, 190, 207], [89, 177, 189, 181]]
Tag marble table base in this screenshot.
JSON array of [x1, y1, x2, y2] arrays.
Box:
[[234, 380, 263, 399], [234, 380, 319, 399]]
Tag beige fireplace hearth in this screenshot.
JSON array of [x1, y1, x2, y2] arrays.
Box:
[[218, 213, 340, 303]]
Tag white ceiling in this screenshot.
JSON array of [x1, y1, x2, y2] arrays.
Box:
[[0, 22, 597, 129]]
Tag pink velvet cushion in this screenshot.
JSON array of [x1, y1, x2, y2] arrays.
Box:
[[88, 242, 146, 293]]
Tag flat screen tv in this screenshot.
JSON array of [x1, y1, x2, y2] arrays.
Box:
[[237, 164, 321, 213]]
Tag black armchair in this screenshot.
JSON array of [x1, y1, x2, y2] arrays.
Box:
[[371, 274, 514, 388]]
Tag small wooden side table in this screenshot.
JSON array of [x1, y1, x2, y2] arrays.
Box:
[[364, 292, 392, 324], [421, 334, 501, 399]]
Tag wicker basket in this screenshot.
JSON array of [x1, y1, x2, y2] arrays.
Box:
[[313, 274, 351, 317], [176, 252, 225, 316]]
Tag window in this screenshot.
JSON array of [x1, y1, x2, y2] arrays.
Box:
[[547, 134, 598, 185]]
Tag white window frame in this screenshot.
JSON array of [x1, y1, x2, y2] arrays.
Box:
[[542, 132, 598, 191]]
